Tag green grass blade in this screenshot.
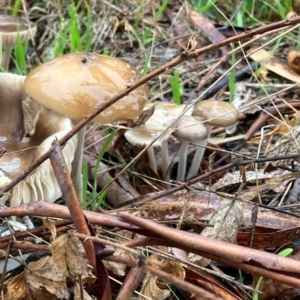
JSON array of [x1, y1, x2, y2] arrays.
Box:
[[93, 131, 116, 190], [170, 71, 182, 105]]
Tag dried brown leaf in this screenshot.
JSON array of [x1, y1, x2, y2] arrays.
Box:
[[26, 256, 69, 300], [138, 257, 185, 300], [43, 218, 57, 240], [190, 10, 227, 56], [49, 234, 88, 277], [3, 272, 27, 300], [249, 48, 300, 83], [189, 201, 243, 267], [103, 248, 128, 276]]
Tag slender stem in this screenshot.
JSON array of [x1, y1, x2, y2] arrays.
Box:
[[147, 146, 157, 174], [0, 36, 2, 68], [1, 46, 13, 71], [161, 140, 170, 189], [186, 126, 212, 179], [176, 141, 189, 182]]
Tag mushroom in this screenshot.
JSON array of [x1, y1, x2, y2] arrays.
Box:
[[24, 52, 148, 200], [187, 99, 238, 179], [173, 116, 208, 182], [0, 15, 37, 70], [124, 125, 172, 176], [0, 73, 77, 206], [142, 102, 193, 184]]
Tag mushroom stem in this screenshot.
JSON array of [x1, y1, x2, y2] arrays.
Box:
[[1, 45, 12, 71], [147, 146, 157, 174], [70, 125, 85, 201], [176, 141, 189, 182], [0, 35, 2, 67], [161, 140, 170, 189], [186, 126, 212, 179]]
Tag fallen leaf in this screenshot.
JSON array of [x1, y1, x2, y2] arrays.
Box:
[[190, 10, 228, 56], [49, 233, 89, 277], [3, 272, 27, 300], [26, 256, 69, 300], [248, 48, 300, 83], [43, 218, 57, 241], [188, 200, 243, 267], [138, 256, 185, 300]]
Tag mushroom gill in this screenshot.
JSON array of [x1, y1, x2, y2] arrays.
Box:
[[0, 73, 77, 206]]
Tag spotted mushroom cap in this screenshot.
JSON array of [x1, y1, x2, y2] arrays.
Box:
[[24, 52, 148, 124], [192, 99, 238, 127]]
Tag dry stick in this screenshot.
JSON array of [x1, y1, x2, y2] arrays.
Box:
[[74, 234, 220, 299], [1, 17, 300, 197], [115, 266, 146, 300], [49, 139, 97, 268], [0, 201, 141, 232], [49, 139, 113, 299], [119, 213, 300, 288], [143, 263, 222, 300]]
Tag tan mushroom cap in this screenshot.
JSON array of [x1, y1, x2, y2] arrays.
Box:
[[193, 99, 238, 127], [174, 116, 208, 142], [124, 125, 172, 147], [24, 52, 148, 124], [0, 15, 37, 44]]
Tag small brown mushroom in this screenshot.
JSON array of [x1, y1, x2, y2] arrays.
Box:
[[0, 15, 36, 70], [189, 99, 238, 178], [173, 116, 208, 182], [124, 125, 172, 175]]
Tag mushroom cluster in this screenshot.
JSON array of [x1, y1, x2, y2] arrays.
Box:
[[0, 73, 77, 206], [124, 100, 238, 183], [0, 52, 148, 207]]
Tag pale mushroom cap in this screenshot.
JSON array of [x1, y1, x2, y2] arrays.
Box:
[[174, 116, 208, 142], [0, 15, 37, 45], [124, 125, 172, 147], [24, 52, 148, 124], [145, 102, 193, 127], [193, 99, 238, 127]]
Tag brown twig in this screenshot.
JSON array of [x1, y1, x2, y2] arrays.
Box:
[[49, 139, 112, 299], [119, 213, 300, 288], [1, 17, 300, 197], [0, 201, 142, 231], [49, 139, 97, 268]]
